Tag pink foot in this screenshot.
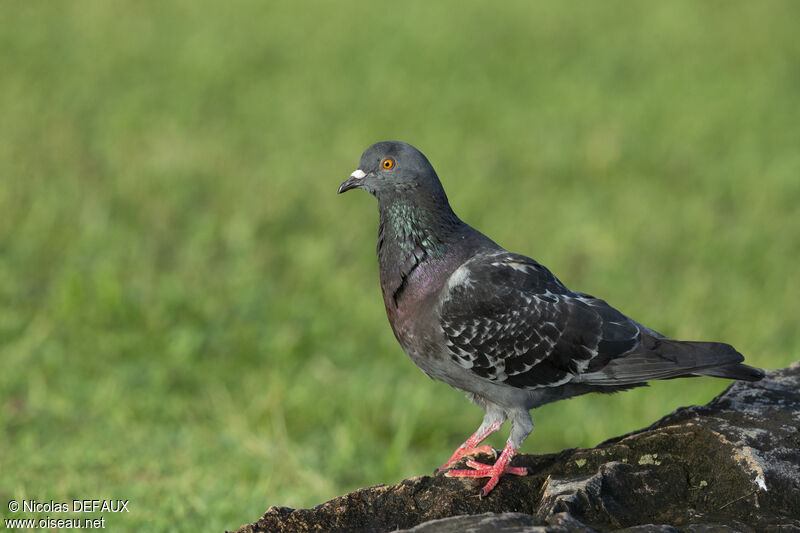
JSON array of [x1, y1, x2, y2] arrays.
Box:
[[436, 420, 504, 473], [444, 444, 527, 496], [437, 444, 497, 472]]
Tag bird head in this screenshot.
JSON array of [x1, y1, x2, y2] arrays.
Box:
[[338, 141, 446, 201]]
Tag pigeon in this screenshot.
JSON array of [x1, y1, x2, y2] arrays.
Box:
[[338, 141, 764, 497]]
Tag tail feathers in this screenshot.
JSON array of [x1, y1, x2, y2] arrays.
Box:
[[576, 336, 763, 386], [694, 363, 765, 381], [657, 339, 744, 366]]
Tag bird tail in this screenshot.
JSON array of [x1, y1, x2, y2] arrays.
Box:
[[577, 337, 764, 385], [651, 339, 764, 381], [693, 362, 765, 381]]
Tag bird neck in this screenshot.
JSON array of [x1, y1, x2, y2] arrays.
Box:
[[377, 195, 462, 267]]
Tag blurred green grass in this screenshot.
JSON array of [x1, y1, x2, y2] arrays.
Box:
[[1, 1, 798, 531]]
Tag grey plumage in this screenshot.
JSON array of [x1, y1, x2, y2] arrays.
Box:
[[338, 141, 763, 496]]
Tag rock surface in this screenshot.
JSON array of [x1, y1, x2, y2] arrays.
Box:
[[232, 363, 800, 532]]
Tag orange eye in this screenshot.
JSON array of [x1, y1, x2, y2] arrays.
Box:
[[382, 158, 395, 170]]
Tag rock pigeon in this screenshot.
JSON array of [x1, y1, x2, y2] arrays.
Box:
[[338, 141, 764, 497]]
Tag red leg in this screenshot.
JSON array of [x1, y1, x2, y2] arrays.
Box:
[[444, 442, 527, 496], [436, 420, 503, 472]]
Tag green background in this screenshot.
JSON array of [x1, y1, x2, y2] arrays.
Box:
[[1, 2, 798, 531]]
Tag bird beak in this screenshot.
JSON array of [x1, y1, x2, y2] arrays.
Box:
[[338, 169, 367, 194]]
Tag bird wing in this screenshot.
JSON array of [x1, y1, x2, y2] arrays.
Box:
[[439, 252, 645, 389], [440, 251, 747, 389]]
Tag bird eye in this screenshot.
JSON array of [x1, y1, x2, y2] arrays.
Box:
[[381, 158, 395, 170]]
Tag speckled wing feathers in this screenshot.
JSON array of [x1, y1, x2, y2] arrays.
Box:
[[440, 253, 642, 389]]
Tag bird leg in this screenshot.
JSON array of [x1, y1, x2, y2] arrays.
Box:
[[435, 419, 503, 473], [444, 410, 532, 496], [445, 442, 527, 496]]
